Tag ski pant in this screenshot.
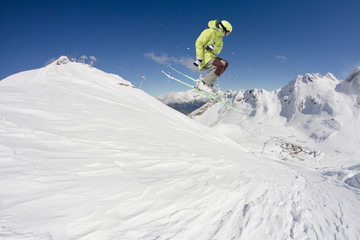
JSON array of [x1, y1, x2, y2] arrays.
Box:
[[201, 57, 229, 87]]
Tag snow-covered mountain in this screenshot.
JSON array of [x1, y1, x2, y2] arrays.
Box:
[[191, 70, 360, 169], [157, 90, 209, 115], [337, 66, 360, 95], [1, 56, 359, 239]]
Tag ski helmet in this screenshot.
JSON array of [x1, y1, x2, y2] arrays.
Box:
[[219, 20, 232, 35]]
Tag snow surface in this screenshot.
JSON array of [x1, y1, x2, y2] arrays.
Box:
[[0, 57, 359, 239]]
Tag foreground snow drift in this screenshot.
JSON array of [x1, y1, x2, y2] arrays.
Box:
[[0, 57, 359, 239]]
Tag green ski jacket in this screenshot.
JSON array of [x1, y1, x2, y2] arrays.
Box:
[[195, 20, 224, 70]]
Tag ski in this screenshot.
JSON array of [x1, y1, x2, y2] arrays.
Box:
[[167, 65, 248, 113], [162, 71, 246, 114]]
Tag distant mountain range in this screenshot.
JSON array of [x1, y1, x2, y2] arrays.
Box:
[[1, 56, 359, 239], [156, 90, 209, 114], [158, 67, 360, 161]]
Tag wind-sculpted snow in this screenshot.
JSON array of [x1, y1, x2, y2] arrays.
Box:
[[0, 57, 359, 239], [345, 173, 360, 189]]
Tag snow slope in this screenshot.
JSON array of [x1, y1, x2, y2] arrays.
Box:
[[1, 57, 359, 239]]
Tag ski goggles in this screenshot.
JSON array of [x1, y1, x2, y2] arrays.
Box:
[[219, 22, 230, 36]]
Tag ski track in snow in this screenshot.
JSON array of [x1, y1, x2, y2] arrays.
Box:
[[0, 57, 360, 239]]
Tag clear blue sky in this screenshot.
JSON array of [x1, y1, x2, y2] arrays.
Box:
[[1, 0, 359, 96]]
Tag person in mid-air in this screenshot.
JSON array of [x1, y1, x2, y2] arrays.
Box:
[[193, 20, 232, 91]]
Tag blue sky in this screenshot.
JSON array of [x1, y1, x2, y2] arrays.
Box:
[[1, 0, 359, 96]]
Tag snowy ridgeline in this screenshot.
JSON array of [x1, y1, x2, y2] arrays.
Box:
[[1, 56, 360, 239], [162, 69, 360, 166]]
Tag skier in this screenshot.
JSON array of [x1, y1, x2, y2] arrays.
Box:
[[193, 20, 233, 91]]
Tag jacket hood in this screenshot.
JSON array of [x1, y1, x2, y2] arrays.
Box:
[[208, 20, 219, 30], [208, 20, 223, 37]]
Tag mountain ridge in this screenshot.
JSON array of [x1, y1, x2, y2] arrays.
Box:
[[190, 67, 360, 170], [1, 56, 359, 239]]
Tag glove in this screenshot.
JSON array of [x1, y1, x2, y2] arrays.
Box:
[[193, 59, 203, 67], [206, 44, 214, 51]]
